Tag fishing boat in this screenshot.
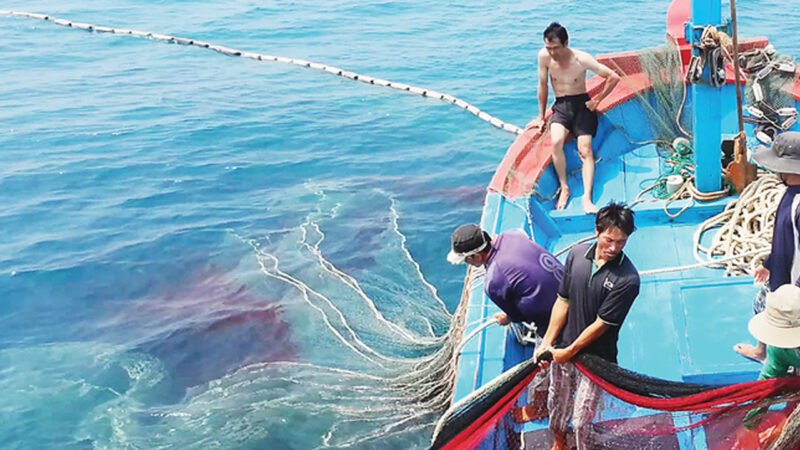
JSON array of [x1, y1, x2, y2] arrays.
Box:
[[437, 0, 800, 448]]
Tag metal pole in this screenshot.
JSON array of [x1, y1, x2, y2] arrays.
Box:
[[726, 0, 757, 193], [691, 0, 722, 193], [730, 0, 744, 135]]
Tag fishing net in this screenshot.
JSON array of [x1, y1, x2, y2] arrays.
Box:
[[219, 186, 473, 449], [613, 41, 692, 146], [431, 353, 800, 450]]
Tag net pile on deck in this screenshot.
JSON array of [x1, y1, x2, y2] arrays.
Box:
[[430, 353, 800, 450]]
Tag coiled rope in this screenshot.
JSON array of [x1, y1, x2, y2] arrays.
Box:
[[639, 174, 730, 219], [693, 173, 783, 276], [1, 10, 523, 135], [634, 139, 731, 219]]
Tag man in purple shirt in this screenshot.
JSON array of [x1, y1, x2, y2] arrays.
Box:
[[736, 131, 800, 362], [447, 224, 563, 335], [448, 224, 563, 422]]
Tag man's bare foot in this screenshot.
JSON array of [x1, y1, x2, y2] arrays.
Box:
[[556, 187, 570, 210], [582, 197, 598, 214], [734, 343, 766, 363], [511, 403, 547, 423]]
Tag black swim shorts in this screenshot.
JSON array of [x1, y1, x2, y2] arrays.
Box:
[[550, 93, 598, 137]]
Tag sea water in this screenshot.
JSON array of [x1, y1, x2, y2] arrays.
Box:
[[1, 1, 798, 449]]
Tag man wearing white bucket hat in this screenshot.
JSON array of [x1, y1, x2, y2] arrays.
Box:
[[748, 284, 800, 380], [737, 284, 800, 444], [735, 131, 800, 362]]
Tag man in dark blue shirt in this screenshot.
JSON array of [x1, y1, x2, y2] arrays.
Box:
[[536, 202, 639, 450], [736, 131, 800, 362]]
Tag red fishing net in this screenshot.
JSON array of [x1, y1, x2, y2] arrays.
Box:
[[431, 353, 800, 450]]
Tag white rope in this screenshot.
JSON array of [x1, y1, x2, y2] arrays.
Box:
[[639, 248, 765, 276], [456, 318, 499, 354], [692, 174, 783, 276], [1, 10, 523, 136], [554, 235, 596, 258], [301, 190, 450, 342]]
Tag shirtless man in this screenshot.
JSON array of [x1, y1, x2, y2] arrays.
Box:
[[527, 23, 620, 214]]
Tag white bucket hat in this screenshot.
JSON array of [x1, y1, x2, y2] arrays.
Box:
[[748, 284, 800, 349]]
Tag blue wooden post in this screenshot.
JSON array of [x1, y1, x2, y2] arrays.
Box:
[[691, 0, 722, 193]]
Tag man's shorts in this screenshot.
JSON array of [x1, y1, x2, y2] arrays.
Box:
[[753, 285, 769, 315], [551, 93, 598, 138]]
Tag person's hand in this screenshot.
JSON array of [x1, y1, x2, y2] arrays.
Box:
[[585, 98, 600, 111], [533, 343, 553, 366], [550, 347, 576, 364], [493, 312, 510, 326], [525, 117, 544, 131], [754, 265, 770, 285], [533, 343, 550, 360]]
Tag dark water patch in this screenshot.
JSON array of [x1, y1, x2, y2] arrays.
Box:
[[137, 304, 297, 401], [93, 265, 300, 401]]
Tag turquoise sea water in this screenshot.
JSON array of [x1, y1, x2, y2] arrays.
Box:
[[1, 1, 798, 449]]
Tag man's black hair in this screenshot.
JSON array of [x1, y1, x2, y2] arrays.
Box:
[[595, 202, 635, 236], [481, 231, 493, 250], [543, 22, 568, 45]]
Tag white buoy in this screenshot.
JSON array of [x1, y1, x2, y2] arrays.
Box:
[[1, 9, 523, 136]]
